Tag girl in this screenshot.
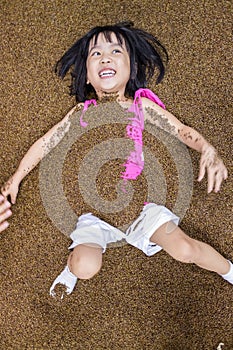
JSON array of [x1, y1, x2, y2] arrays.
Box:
[[1, 22, 232, 298]]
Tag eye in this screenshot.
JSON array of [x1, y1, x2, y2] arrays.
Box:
[[91, 51, 101, 57], [112, 49, 122, 54]]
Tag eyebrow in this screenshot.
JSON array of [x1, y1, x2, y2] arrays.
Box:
[[88, 43, 124, 54]]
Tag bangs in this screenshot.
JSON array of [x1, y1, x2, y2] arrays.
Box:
[[89, 28, 129, 51]]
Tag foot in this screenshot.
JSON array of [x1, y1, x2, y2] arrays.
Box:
[[50, 265, 78, 299], [221, 261, 233, 285]]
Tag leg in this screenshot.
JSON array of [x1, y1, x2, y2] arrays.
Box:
[[68, 243, 103, 279], [49, 212, 125, 298], [50, 243, 103, 298], [150, 222, 230, 275], [125, 204, 232, 284]]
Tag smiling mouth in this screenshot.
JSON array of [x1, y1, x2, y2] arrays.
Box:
[[99, 69, 116, 78]]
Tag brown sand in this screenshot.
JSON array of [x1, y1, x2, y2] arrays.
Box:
[[0, 0, 232, 349]]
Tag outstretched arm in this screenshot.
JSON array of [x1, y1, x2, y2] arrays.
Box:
[[1, 106, 76, 204], [142, 98, 228, 193]]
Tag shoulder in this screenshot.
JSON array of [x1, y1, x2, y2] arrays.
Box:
[[60, 103, 84, 124], [53, 103, 84, 130], [66, 103, 84, 117], [141, 97, 165, 121], [141, 97, 159, 108], [141, 97, 184, 133]]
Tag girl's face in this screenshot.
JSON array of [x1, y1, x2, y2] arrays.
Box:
[[86, 32, 131, 100]]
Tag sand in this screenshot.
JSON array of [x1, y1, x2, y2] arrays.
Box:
[[0, 0, 232, 349]]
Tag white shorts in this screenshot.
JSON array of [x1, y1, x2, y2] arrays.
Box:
[[69, 203, 180, 256]]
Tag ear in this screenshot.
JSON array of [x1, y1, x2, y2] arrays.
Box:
[[86, 79, 90, 84]]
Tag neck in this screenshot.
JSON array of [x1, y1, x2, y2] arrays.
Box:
[[96, 90, 128, 102]]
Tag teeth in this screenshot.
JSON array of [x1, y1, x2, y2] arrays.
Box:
[[99, 70, 115, 77]]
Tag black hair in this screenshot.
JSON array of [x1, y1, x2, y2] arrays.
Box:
[[55, 21, 168, 102]]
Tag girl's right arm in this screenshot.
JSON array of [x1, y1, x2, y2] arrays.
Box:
[[142, 98, 228, 193], [1, 106, 77, 204]]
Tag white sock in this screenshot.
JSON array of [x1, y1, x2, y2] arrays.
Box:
[[221, 260, 233, 285], [50, 265, 78, 298]]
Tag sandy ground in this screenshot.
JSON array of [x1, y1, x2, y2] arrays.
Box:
[[0, 0, 232, 349]]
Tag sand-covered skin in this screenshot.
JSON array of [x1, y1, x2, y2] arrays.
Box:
[[0, 1, 232, 349]]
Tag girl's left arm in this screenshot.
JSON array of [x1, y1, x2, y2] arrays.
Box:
[[142, 98, 228, 193]]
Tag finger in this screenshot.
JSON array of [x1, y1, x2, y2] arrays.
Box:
[[213, 174, 221, 193], [0, 194, 5, 203], [198, 162, 206, 182], [0, 209, 12, 223], [214, 171, 227, 193], [1, 187, 9, 198], [11, 192, 17, 204], [223, 168, 228, 180], [1, 190, 16, 205], [207, 169, 215, 193], [0, 200, 11, 214], [0, 220, 9, 233], [1, 191, 12, 204]]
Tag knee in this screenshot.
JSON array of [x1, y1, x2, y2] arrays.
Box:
[[68, 251, 102, 280], [172, 238, 201, 263]]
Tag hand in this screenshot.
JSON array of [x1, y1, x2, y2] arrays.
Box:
[[1, 176, 19, 204], [198, 145, 228, 193], [0, 195, 12, 232]]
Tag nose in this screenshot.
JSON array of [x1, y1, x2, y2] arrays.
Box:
[[100, 54, 111, 64]]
